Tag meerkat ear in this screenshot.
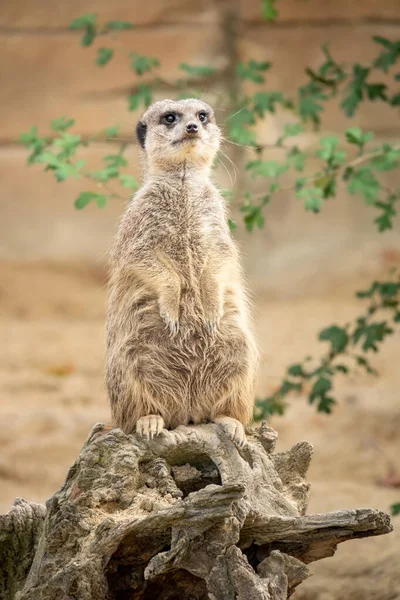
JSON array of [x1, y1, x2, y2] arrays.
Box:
[[136, 121, 147, 149]]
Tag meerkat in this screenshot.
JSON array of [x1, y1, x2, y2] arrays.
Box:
[[106, 98, 258, 446]]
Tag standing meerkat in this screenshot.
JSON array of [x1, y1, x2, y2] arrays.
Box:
[[106, 98, 258, 446]]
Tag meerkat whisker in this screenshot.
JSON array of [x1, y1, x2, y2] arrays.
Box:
[[216, 154, 234, 187], [224, 100, 253, 123], [220, 136, 255, 153], [218, 149, 240, 179]]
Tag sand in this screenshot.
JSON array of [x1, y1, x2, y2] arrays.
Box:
[[0, 260, 399, 599]]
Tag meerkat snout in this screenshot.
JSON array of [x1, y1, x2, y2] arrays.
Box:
[[136, 98, 221, 172]]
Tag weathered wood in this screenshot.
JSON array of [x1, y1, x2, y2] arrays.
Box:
[[0, 422, 392, 600]]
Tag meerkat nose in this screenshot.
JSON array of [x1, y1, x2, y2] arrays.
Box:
[[185, 122, 199, 134]]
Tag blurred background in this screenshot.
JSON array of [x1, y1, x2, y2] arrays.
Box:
[[0, 1, 399, 598]]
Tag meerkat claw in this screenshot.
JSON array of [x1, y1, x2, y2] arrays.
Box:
[[206, 320, 217, 332], [136, 415, 165, 440], [213, 416, 247, 449], [160, 312, 179, 336]]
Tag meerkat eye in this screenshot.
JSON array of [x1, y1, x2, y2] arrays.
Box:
[[162, 113, 177, 125], [198, 112, 208, 124]]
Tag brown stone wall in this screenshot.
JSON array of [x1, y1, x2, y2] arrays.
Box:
[[0, 0, 399, 293]]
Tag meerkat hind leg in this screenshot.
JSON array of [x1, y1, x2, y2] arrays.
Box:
[[136, 415, 165, 440], [213, 416, 247, 449]]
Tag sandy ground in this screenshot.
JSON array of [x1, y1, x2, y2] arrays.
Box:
[[0, 260, 399, 599]]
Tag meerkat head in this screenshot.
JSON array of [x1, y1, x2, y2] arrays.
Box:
[[136, 98, 221, 175]]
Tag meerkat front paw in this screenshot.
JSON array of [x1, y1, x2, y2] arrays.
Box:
[[136, 415, 165, 440], [205, 310, 223, 333], [202, 302, 223, 333], [213, 416, 247, 449], [159, 310, 179, 335]]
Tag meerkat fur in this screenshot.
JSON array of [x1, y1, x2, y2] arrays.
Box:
[[106, 98, 259, 446]]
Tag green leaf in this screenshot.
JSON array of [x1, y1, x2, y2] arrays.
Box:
[[280, 380, 303, 396], [317, 395, 336, 413], [236, 60, 271, 83], [319, 325, 349, 353], [373, 36, 400, 72], [96, 47, 114, 66], [297, 187, 324, 212], [92, 167, 119, 182], [315, 175, 337, 199], [298, 82, 327, 127], [50, 117, 75, 132], [345, 127, 374, 148], [120, 174, 138, 189], [104, 154, 128, 168], [366, 82, 387, 101], [53, 133, 81, 159], [75, 191, 107, 209], [227, 107, 256, 145], [374, 199, 397, 232], [82, 29, 96, 46], [287, 147, 306, 172], [69, 15, 97, 46], [35, 151, 61, 168], [128, 84, 153, 110], [69, 13, 96, 30], [340, 64, 370, 116], [130, 52, 159, 75], [288, 363, 304, 377], [370, 145, 400, 171], [20, 126, 38, 145], [104, 125, 120, 138], [255, 397, 286, 418], [310, 376, 332, 400], [283, 123, 303, 137], [53, 162, 81, 182], [261, 0, 278, 21], [179, 63, 216, 77], [240, 203, 265, 232], [317, 135, 340, 159], [356, 282, 378, 298], [391, 93, 400, 106], [377, 281, 400, 297], [374, 211, 395, 232], [252, 91, 286, 117], [106, 20, 135, 30], [355, 354, 377, 375], [391, 503, 400, 516], [353, 320, 394, 352], [347, 167, 380, 204]]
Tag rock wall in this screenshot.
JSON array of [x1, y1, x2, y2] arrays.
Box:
[[0, 0, 399, 294]]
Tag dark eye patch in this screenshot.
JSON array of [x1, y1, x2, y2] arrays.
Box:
[[136, 121, 147, 148], [198, 112, 208, 124]]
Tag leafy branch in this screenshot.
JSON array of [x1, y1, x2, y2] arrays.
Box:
[[255, 277, 400, 417], [19, 119, 138, 209], [240, 129, 400, 232]]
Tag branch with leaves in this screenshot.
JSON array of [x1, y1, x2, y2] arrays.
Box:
[[256, 278, 400, 416]]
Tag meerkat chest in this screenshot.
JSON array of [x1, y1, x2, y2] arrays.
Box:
[[166, 188, 222, 240], [162, 187, 225, 270]]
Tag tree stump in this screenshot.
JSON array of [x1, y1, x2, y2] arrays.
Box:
[[0, 422, 393, 600]]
